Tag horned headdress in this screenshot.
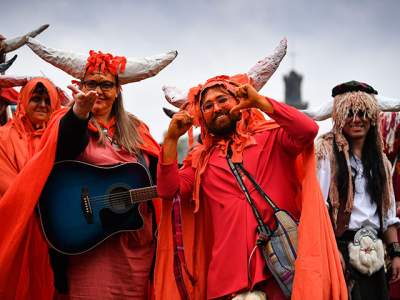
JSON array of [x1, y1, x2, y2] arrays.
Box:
[[162, 38, 287, 110], [302, 85, 400, 121], [26, 38, 178, 84]]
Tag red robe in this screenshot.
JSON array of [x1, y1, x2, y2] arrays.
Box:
[[154, 99, 348, 299], [0, 78, 61, 196], [0, 108, 160, 300]]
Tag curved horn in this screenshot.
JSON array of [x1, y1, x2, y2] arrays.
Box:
[[301, 99, 333, 121], [247, 37, 287, 91], [162, 85, 188, 108], [0, 55, 17, 73], [27, 37, 88, 79], [0, 75, 31, 88], [119, 50, 178, 84], [162, 38, 287, 108], [1, 24, 49, 53], [376, 95, 400, 112], [27, 38, 178, 84]]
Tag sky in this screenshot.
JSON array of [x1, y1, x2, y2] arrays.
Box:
[[1, 0, 399, 142]]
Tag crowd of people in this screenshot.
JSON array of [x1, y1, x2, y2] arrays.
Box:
[[0, 26, 399, 300]]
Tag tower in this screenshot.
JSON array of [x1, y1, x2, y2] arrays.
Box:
[[284, 70, 308, 109]]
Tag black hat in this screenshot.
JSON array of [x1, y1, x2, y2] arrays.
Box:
[[332, 80, 378, 97]]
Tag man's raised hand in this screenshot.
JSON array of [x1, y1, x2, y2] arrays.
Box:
[[165, 110, 193, 141], [230, 83, 273, 117]]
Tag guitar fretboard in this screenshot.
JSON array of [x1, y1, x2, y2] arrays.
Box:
[[129, 186, 158, 203]]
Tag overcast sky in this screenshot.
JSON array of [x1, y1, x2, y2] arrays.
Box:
[[1, 0, 399, 142]]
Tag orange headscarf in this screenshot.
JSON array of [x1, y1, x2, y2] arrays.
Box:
[[0, 77, 61, 196], [183, 74, 279, 208], [154, 74, 347, 299]]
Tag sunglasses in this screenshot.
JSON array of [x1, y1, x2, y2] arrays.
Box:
[[347, 109, 367, 119]]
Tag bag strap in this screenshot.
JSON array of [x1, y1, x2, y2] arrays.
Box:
[[226, 155, 272, 236], [236, 163, 279, 212]]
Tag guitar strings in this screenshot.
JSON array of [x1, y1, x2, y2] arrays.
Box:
[[82, 192, 157, 208], [91, 194, 156, 204], [88, 187, 156, 200], [89, 197, 152, 209]]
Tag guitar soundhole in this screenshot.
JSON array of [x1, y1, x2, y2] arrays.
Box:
[[108, 186, 132, 213]]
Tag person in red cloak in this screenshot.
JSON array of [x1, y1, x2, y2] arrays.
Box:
[[154, 72, 348, 299], [0, 77, 61, 196], [0, 41, 177, 299]]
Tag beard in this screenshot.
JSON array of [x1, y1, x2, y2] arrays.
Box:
[[205, 110, 240, 137]]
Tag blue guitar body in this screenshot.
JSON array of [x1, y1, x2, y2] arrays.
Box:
[[38, 160, 157, 255]]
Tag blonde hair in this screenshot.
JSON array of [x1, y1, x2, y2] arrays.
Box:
[[91, 91, 143, 156]]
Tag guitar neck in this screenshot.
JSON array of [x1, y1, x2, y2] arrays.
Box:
[[129, 186, 158, 203]]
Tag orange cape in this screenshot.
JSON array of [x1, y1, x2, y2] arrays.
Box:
[[154, 125, 348, 299], [0, 108, 160, 300], [0, 78, 61, 197]]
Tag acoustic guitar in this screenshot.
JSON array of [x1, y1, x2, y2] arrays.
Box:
[[38, 160, 157, 255]]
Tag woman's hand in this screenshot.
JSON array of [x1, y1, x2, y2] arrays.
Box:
[[68, 84, 97, 119]]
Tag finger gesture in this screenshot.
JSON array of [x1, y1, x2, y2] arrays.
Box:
[[68, 84, 98, 119], [230, 84, 273, 116]]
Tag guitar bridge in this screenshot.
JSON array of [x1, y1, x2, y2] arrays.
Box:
[[81, 187, 93, 224]]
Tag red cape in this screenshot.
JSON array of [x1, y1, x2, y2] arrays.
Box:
[[0, 108, 160, 300], [0, 78, 61, 197]]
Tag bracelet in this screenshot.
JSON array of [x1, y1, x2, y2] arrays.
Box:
[[388, 242, 400, 259]]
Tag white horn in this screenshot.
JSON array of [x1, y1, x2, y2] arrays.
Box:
[[301, 98, 333, 121], [0, 55, 17, 73], [120, 50, 178, 84], [27, 38, 178, 84], [162, 85, 188, 108], [27, 37, 88, 79], [376, 95, 400, 112], [2, 24, 49, 53], [162, 38, 287, 108], [0, 75, 31, 88], [247, 37, 287, 91]]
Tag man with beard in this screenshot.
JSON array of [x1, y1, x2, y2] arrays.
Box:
[[155, 73, 335, 300]]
